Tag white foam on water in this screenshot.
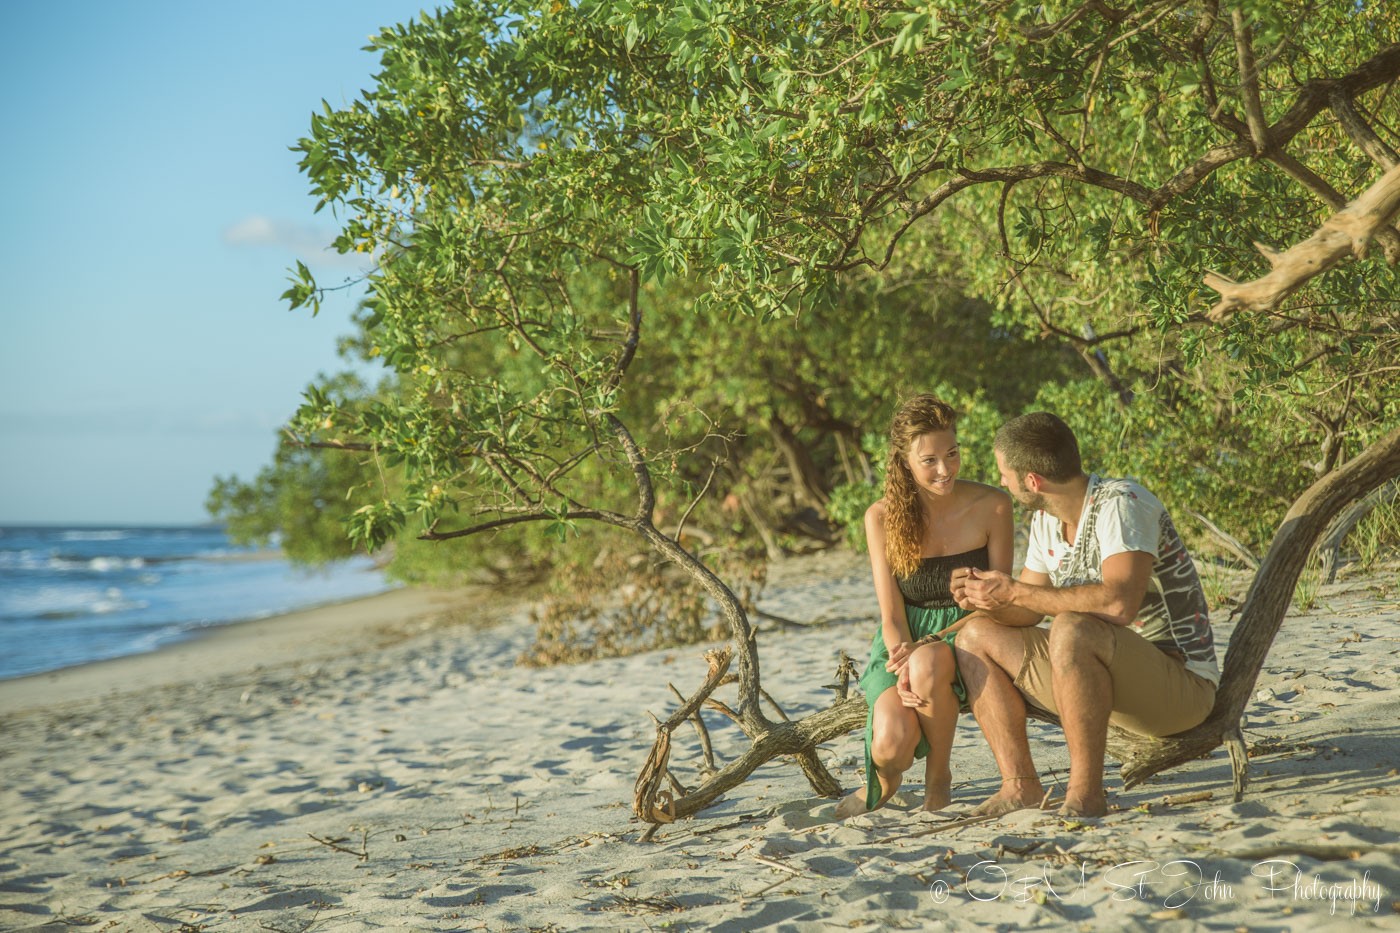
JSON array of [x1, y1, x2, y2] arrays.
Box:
[[59, 530, 131, 542], [90, 588, 148, 615], [86, 556, 146, 572], [0, 526, 393, 679]]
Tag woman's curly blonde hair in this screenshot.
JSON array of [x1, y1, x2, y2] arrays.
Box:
[[883, 394, 959, 579]]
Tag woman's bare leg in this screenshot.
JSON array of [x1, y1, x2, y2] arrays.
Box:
[[836, 687, 920, 818], [905, 642, 958, 810]]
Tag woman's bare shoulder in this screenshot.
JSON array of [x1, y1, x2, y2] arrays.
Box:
[[958, 481, 1011, 509], [865, 498, 890, 522]]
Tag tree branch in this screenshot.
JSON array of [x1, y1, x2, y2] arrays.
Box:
[[1330, 91, 1399, 170], [1150, 41, 1400, 212], [607, 413, 655, 523], [675, 457, 722, 543], [853, 161, 1153, 272], [1205, 162, 1400, 320], [1230, 8, 1271, 155], [1018, 0, 1129, 41], [418, 508, 631, 540], [606, 269, 642, 393]]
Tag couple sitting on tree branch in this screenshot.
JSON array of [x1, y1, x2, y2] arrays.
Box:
[[837, 397, 1219, 820]]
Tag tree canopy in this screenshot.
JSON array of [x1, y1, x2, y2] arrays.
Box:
[[213, 0, 1398, 571]]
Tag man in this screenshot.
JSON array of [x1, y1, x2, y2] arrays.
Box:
[[951, 412, 1218, 817]]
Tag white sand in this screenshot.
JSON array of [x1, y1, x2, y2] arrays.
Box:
[[1, 552, 1398, 931]]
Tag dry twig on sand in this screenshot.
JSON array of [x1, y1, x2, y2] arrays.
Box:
[[306, 831, 368, 862]]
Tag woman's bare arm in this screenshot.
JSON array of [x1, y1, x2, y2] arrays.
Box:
[[865, 501, 915, 671]]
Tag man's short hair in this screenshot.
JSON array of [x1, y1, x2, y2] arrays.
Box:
[[994, 412, 1082, 483]]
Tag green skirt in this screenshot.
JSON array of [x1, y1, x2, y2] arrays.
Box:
[[858, 604, 969, 811]]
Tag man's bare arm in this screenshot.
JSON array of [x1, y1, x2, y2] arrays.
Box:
[[960, 552, 1152, 626]]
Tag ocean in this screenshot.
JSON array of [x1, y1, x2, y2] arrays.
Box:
[[0, 525, 395, 681]]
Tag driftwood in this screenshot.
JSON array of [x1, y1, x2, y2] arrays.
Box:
[[630, 474, 867, 824], [634, 640, 865, 823], [1205, 163, 1400, 320]]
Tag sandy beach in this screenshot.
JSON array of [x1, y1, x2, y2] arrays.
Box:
[[2, 550, 1398, 931]]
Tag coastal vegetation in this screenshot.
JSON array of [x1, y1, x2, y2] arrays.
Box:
[[210, 0, 1400, 822]]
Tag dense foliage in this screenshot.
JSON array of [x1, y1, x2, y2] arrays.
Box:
[[211, 0, 1399, 588]]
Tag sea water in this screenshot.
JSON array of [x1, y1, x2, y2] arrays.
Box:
[[0, 525, 394, 680]]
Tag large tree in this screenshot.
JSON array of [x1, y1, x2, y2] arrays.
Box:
[[259, 0, 1398, 822]]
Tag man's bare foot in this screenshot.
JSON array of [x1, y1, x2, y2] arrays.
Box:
[[1057, 793, 1107, 818], [971, 781, 1044, 817], [922, 781, 952, 811]]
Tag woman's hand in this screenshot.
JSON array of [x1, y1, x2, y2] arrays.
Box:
[[897, 661, 923, 707], [885, 640, 915, 672], [950, 566, 974, 610]]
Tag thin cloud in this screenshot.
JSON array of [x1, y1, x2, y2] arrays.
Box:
[[222, 215, 371, 270]]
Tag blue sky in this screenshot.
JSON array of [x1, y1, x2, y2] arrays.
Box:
[[1, 1, 434, 524]]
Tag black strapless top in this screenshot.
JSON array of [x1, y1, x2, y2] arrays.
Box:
[[897, 545, 990, 608]]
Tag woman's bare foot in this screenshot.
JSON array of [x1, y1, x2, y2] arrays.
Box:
[[835, 790, 869, 819], [922, 781, 952, 811], [836, 773, 903, 819], [971, 779, 1044, 817]]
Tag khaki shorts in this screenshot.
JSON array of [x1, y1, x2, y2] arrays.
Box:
[[1013, 620, 1215, 737]]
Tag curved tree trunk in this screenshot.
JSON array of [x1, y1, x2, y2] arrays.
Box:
[[1108, 424, 1400, 791], [637, 518, 770, 734], [632, 507, 855, 824]]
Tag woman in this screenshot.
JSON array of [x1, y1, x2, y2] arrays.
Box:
[[836, 394, 1013, 817]]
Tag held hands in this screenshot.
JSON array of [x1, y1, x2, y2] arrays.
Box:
[[954, 567, 1018, 612]]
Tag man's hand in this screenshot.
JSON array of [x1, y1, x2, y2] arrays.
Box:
[[961, 568, 1019, 612], [886, 640, 915, 673]]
